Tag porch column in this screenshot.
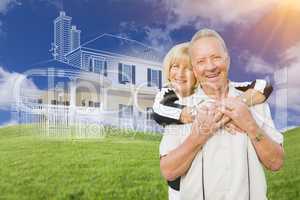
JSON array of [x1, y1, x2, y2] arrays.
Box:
[[69, 78, 77, 124]]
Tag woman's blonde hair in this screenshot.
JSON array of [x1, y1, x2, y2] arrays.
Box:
[[163, 42, 192, 82]]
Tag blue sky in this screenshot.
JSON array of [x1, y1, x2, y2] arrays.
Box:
[[0, 0, 299, 130]]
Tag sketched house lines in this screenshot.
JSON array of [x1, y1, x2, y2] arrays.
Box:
[[16, 11, 163, 135]]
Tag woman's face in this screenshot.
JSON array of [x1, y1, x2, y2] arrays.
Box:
[[169, 58, 197, 97]]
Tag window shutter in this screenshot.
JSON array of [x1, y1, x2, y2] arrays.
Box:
[[104, 61, 108, 76], [89, 58, 93, 72], [132, 65, 136, 84], [147, 68, 151, 87], [118, 63, 123, 84], [159, 70, 162, 89]]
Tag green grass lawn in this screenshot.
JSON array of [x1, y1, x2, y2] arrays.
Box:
[[0, 125, 299, 200]]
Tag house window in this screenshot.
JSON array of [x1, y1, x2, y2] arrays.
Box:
[[118, 63, 135, 84], [38, 99, 43, 104], [88, 58, 107, 75], [94, 102, 100, 108], [119, 104, 133, 118], [94, 59, 105, 74], [122, 64, 131, 82], [151, 70, 159, 86], [51, 100, 57, 105], [88, 101, 94, 107], [138, 111, 143, 117], [81, 100, 85, 107], [147, 68, 162, 88]]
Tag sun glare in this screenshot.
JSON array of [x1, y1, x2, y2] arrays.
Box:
[[248, 0, 300, 57], [277, 0, 300, 10]]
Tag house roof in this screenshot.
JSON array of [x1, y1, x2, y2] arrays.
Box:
[[80, 33, 164, 63]]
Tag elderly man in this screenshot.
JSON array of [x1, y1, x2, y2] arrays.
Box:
[[159, 29, 284, 200]]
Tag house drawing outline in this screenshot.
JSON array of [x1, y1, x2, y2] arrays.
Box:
[[16, 11, 164, 135]]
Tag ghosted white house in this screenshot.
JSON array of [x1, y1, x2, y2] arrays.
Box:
[[16, 11, 164, 136]]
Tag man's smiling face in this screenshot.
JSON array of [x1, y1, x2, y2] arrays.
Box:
[[190, 37, 229, 89]]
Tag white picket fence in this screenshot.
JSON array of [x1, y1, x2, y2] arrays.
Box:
[[16, 104, 161, 138]]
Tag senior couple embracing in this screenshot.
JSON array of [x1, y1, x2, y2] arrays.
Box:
[[152, 28, 284, 200]]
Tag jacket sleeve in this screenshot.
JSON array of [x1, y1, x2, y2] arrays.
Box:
[[152, 87, 185, 126], [232, 79, 273, 100]]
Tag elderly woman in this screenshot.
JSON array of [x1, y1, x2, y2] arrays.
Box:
[[155, 40, 277, 200]]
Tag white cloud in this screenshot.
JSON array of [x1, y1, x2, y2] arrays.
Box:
[[245, 55, 275, 74], [122, 1, 291, 51], [0, 119, 17, 128], [139, 0, 284, 50], [0, 0, 20, 14], [280, 42, 300, 86], [0, 67, 41, 110], [243, 43, 300, 127], [282, 42, 300, 69], [279, 43, 300, 115], [0, 0, 21, 36], [144, 26, 173, 52], [244, 42, 300, 85], [156, 0, 279, 30], [119, 21, 173, 52], [38, 0, 63, 10]]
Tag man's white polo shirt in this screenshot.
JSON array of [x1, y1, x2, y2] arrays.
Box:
[[159, 82, 283, 200]]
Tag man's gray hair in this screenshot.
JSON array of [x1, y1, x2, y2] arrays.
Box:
[[190, 28, 230, 68], [190, 28, 229, 55]]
